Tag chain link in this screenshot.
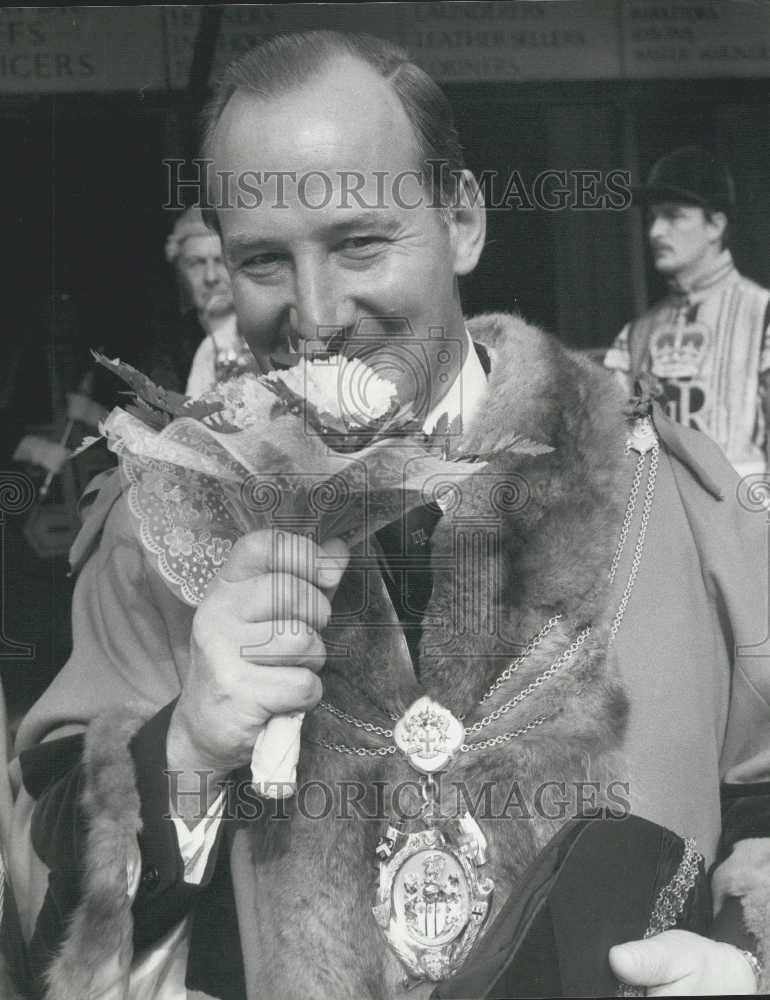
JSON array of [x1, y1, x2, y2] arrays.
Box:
[[307, 737, 397, 757], [608, 444, 658, 645], [463, 625, 593, 735], [460, 714, 551, 751], [608, 450, 646, 585], [480, 615, 563, 703], [317, 700, 394, 738]]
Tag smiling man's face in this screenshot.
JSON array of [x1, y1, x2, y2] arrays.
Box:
[[209, 56, 484, 420]]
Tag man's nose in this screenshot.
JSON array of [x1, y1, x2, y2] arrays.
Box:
[[204, 258, 224, 284], [291, 262, 353, 346], [649, 216, 667, 241]]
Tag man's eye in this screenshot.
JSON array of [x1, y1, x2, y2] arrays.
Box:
[[339, 236, 387, 254], [241, 254, 286, 274]]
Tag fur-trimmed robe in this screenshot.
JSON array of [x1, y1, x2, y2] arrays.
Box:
[[9, 313, 770, 999]]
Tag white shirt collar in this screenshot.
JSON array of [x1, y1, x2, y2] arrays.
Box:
[[422, 328, 488, 435]]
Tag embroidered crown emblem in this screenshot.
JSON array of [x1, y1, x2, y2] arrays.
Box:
[[650, 322, 710, 380]]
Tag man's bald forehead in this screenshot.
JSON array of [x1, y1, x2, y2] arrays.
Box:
[[210, 55, 421, 170], [197, 30, 466, 228]]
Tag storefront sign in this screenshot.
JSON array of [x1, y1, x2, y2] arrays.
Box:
[[1, 2, 769, 93], [0, 7, 165, 93], [622, 1, 770, 78]]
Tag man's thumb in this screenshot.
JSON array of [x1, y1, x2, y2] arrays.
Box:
[[609, 938, 678, 987]]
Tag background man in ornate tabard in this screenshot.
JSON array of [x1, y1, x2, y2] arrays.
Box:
[[604, 145, 770, 476]]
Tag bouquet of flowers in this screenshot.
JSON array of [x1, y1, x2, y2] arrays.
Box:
[[87, 348, 552, 796]]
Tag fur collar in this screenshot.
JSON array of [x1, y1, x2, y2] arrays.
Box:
[[45, 710, 145, 1000]]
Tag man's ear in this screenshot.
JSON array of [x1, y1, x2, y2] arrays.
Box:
[[706, 209, 728, 245], [449, 169, 486, 276]]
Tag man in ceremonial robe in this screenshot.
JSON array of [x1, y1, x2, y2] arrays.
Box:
[[7, 31, 770, 1000]]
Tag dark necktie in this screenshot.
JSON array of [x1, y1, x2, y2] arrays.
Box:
[[375, 501, 442, 675]]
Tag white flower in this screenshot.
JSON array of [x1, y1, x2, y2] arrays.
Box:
[[199, 373, 266, 430], [267, 357, 396, 428], [338, 357, 396, 426]]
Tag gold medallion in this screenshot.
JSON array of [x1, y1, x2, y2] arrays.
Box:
[[373, 822, 493, 983]]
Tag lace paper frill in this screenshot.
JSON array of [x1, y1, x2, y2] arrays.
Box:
[[110, 410, 247, 607]]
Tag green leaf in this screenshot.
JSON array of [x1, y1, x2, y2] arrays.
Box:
[[92, 350, 225, 428]]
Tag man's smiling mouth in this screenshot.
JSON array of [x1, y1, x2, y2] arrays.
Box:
[[270, 326, 362, 367]]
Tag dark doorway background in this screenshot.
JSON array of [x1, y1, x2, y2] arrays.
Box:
[[3, 101, 171, 404], [0, 98, 173, 719]]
